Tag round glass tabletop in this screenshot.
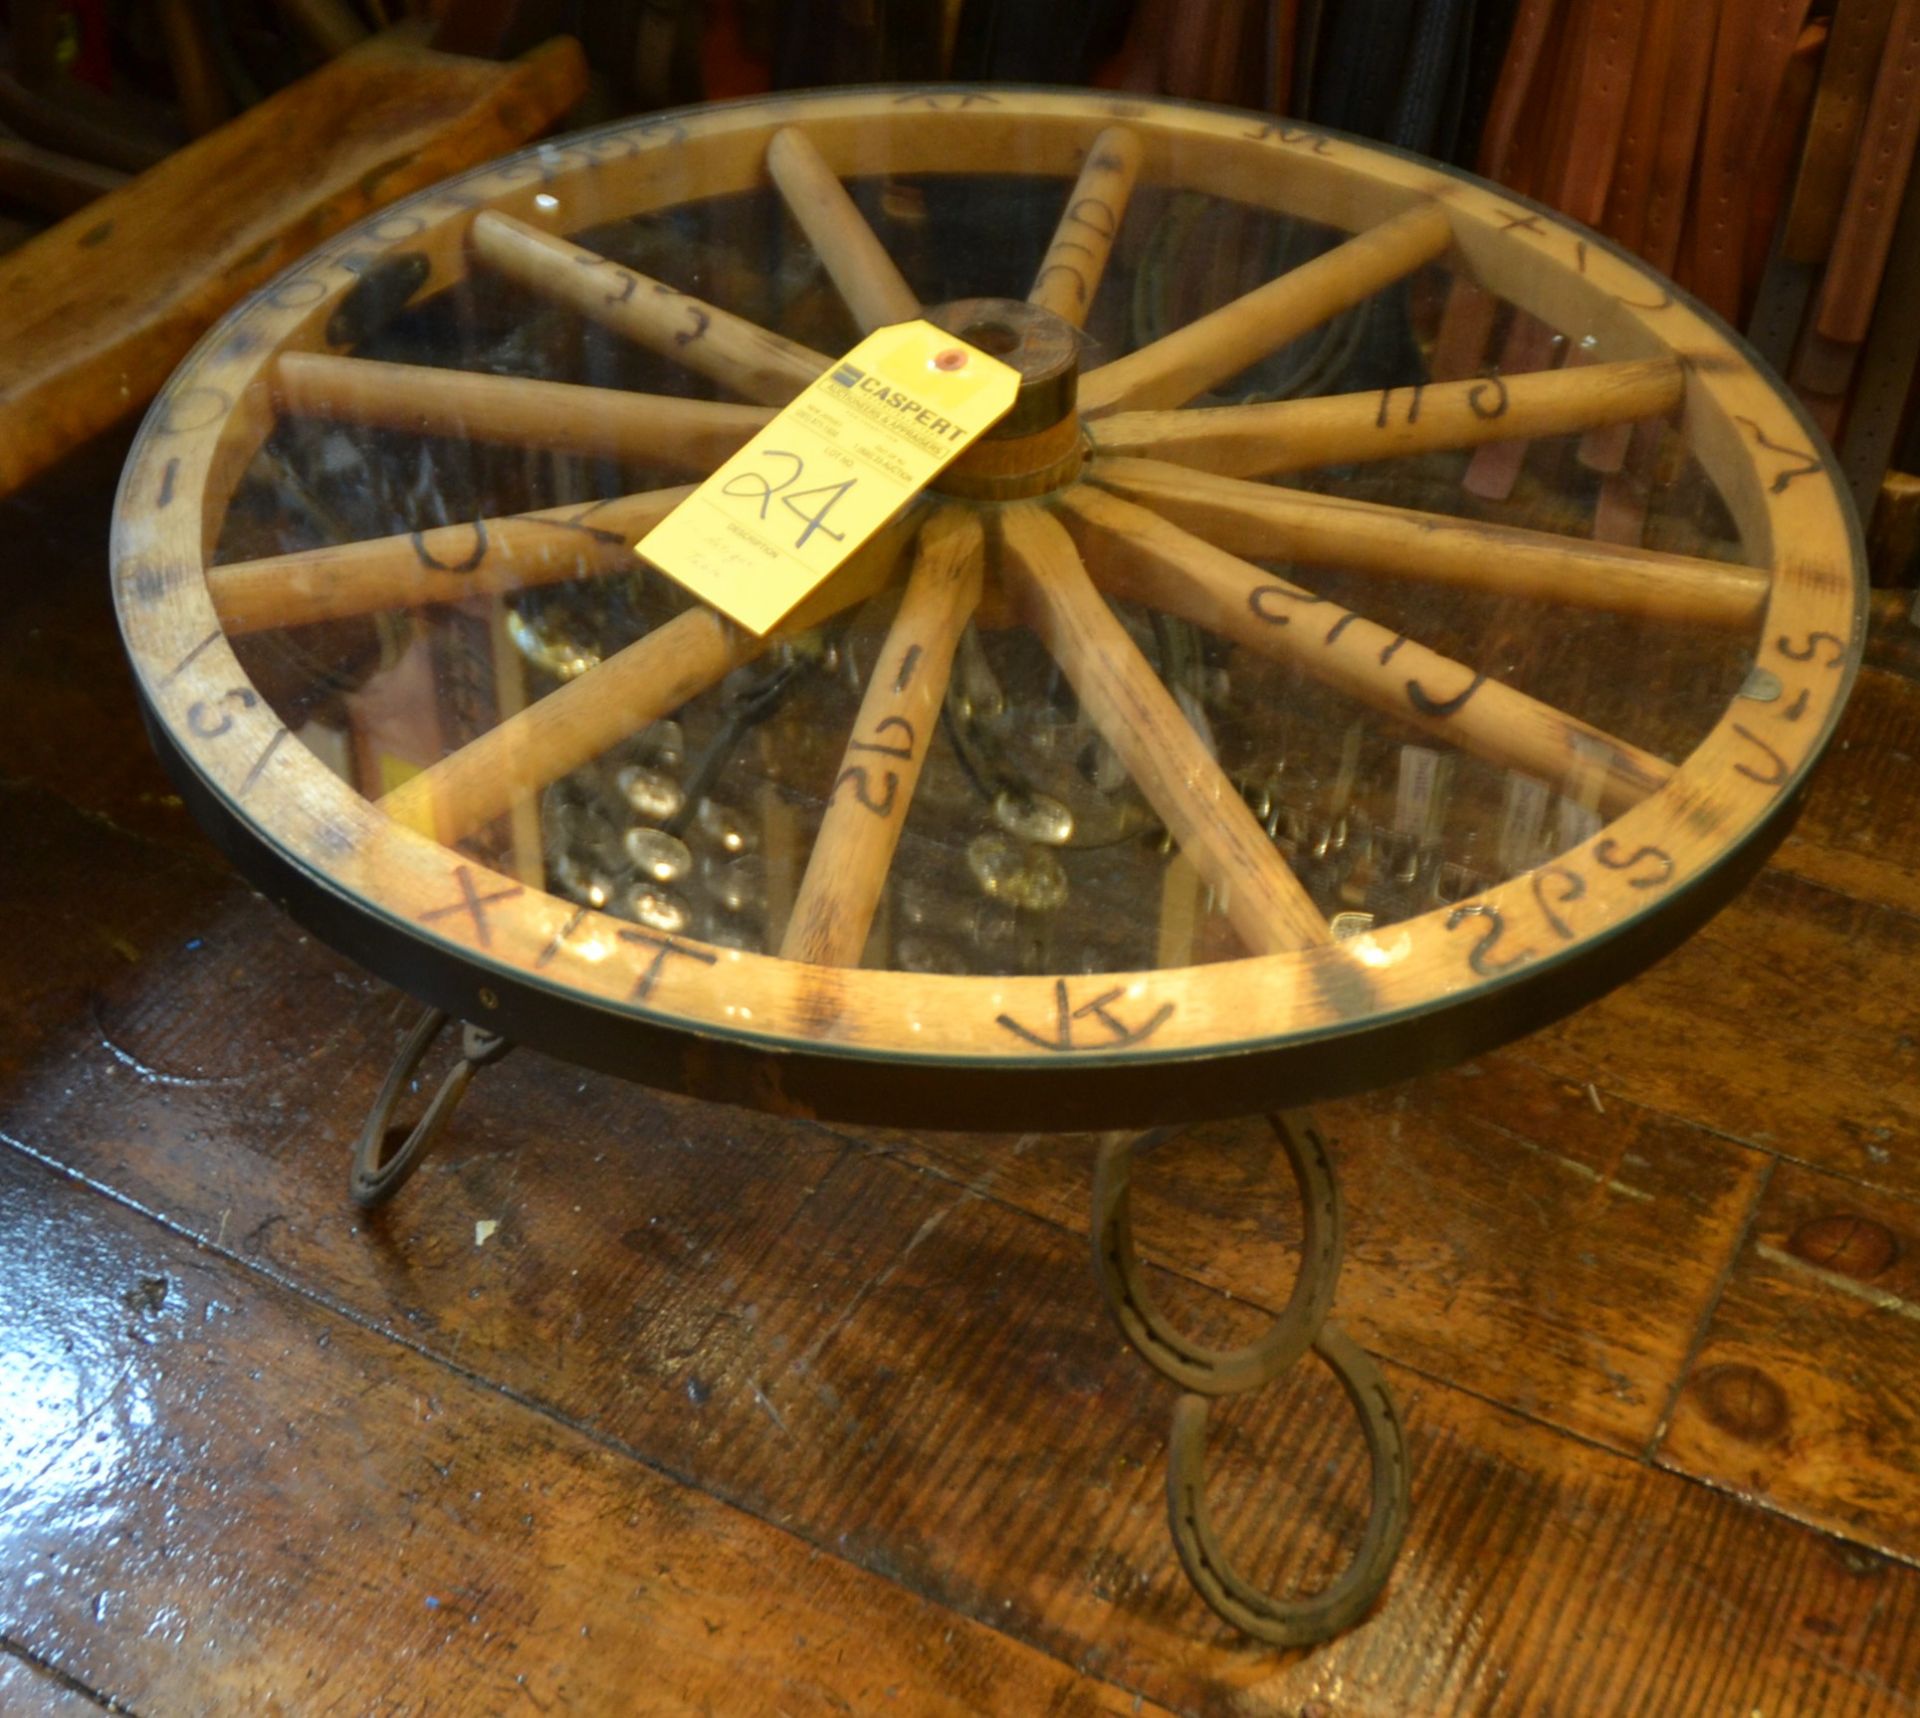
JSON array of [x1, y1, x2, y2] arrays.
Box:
[[111, 86, 1864, 1128]]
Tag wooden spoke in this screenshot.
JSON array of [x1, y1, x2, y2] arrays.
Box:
[[379, 510, 922, 846], [383, 606, 759, 846], [998, 504, 1330, 956], [1090, 456, 1768, 630], [1056, 486, 1674, 820], [1088, 356, 1684, 480], [470, 212, 830, 405], [111, 87, 1866, 1126], [274, 353, 772, 469], [781, 507, 984, 968], [1076, 202, 1453, 416], [208, 486, 693, 635], [1463, 316, 1562, 500], [1028, 126, 1144, 326], [766, 127, 920, 332]]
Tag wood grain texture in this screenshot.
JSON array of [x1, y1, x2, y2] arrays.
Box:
[[1000, 504, 1331, 955], [274, 353, 772, 468], [0, 824, 1912, 1714], [1521, 868, 1920, 1198], [0, 1651, 103, 1715], [1866, 588, 1920, 681], [0, 1144, 1159, 1717], [0, 433, 204, 856], [840, 1055, 1770, 1455], [13, 392, 1920, 1711], [1871, 470, 1920, 584], [1029, 125, 1143, 324], [1091, 453, 1767, 627], [1660, 1162, 1920, 1562], [107, 89, 1863, 1093], [0, 37, 587, 499], [782, 508, 983, 967], [1089, 355, 1685, 479], [766, 126, 920, 332], [471, 211, 831, 404], [208, 485, 694, 634], [1077, 202, 1454, 415], [381, 604, 758, 845], [1772, 664, 1920, 917], [1059, 484, 1674, 818]]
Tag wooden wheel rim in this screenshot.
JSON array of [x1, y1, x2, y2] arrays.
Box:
[[111, 86, 1865, 1129]]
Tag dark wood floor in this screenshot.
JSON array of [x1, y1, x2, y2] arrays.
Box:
[[5, 434, 1920, 1715]]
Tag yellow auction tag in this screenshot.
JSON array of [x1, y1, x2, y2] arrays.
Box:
[[637, 319, 1020, 635]]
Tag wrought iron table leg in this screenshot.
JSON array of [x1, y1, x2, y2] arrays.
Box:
[[1092, 1112, 1411, 1646], [350, 1005, 513, 1209]]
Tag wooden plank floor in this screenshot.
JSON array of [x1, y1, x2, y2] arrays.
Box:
[[5, 436, 1920, 1714]]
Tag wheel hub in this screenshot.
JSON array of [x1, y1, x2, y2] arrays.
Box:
[[925, 296, 1083, 498]]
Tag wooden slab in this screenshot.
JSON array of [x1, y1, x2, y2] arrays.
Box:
[[0, 1652, 102, 1715], [1866, 588, 1920, 682], [0, 788, 1909, 1711], [1520, 868, 1920, 1199], [0, 1145, 1159, 1716], [1772, 664, 1920, 918], [836, 1058, 1767, 1455], [1660, 1162, 1920, 1565], [4, 1007, 1918, 1711], [0, 36, 586, 499]]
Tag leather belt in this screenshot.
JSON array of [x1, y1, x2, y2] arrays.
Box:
[[1689, 0, 1818, 323], [1465, 0, 1647, 499], [1749, 0, 1886, 374], [1812, 0, 1920, 348], [1786, 0, 1920, 452], [1838, 140, 1920, 515], [1782, 0, 1900, 263]]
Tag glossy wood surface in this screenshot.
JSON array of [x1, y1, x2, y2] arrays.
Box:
[[11, 437, 1920, 1713]]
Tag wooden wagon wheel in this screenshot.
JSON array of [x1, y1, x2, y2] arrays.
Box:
[[111, 87, 1864, 1647]]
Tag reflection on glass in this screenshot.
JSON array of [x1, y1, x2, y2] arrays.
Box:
[[210, 168, 1759, 981]]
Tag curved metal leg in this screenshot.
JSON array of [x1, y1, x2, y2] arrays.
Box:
[[1092, 1113, 1411, 1647], [350, 1006, 513, 1209]]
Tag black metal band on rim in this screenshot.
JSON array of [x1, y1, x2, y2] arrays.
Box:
[[140, 681, 1810, 1131], [114, 88, 1864, 1127]]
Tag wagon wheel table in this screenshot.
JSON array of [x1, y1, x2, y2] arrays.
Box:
[[110, 86, 1865, 1648]]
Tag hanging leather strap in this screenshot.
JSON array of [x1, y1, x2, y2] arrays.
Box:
[[1747, 24, 1829, 293], [1466, 0, 1648, 498], [1839, 146, 1920, 512], [1782, 0, 1902, 264], [1688, 0, 1818, 321], [1636, 0, 1721, 277], [1812, 0, 1920, 346], [1582, 0, 1689, 483], [1555, 0, 1650, 227], [1602, 0, 1679, 255], [1476, 0, 1561, 188]]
